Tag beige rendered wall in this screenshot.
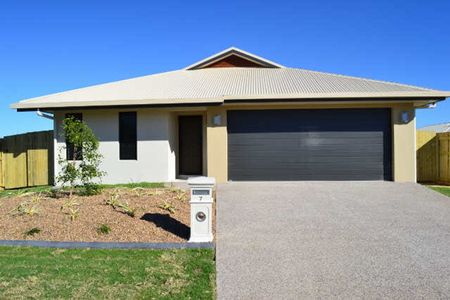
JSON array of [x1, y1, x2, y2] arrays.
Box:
[[206, 107, 228, 183], [206, 103, 417, 183], [391, 104, 416, 182]]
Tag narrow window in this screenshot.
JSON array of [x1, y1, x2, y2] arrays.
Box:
[[65, 113, 83, 161], [119, 112, 137, 160]]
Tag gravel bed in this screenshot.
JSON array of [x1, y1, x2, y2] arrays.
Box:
[[0, 187, 208, 243]]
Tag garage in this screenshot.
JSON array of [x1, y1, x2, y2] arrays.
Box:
[[228, 109, 392, 181]]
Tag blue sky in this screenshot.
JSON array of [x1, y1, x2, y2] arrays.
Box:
[[1, 0, 449, 137]]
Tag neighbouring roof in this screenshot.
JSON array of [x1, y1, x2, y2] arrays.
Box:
[[420, 122, 450, 133], [11, 47, 450, 110]]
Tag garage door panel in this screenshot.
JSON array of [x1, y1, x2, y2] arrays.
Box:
[[228, 109, 391, 181]]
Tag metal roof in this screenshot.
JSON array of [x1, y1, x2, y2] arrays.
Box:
[[11, 48, 450, 110], [419, 123, 450, 133]]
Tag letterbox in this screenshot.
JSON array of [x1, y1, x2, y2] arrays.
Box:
[[188, 176, 215, 243]]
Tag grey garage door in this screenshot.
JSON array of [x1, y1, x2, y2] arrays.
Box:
[[228, 109, 392, 181]]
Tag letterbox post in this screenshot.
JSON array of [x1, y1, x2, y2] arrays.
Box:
[[188, 177, 215, 243]]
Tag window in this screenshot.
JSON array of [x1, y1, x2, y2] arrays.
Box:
[[65, 113, 83, 161], [119, 112, 137, 160]]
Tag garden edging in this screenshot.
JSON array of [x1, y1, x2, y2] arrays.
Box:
[[0, 239, 214, 249]]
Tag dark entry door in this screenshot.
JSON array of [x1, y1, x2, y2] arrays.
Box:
[[228, 109, 392, 181], [179, 116, 203, 175]]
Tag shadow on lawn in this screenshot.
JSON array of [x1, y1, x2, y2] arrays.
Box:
[[140, 213, 190, 240]]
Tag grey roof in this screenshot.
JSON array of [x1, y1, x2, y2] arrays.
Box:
[[420, 123, 450, 133], [11, 48, 450, 110]]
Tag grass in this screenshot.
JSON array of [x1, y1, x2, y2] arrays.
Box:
[[0, 246, 215, 299], [0, 182, 165, 198], [101, 182, 165, 189], [0, 186, 52, 198], [428, 185, 450, 197]]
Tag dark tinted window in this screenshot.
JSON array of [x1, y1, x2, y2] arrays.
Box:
[[119, 112, 137, 160], [65, 113, 83, 161]]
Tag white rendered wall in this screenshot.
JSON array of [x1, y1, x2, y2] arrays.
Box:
[[54, 109, 177, 184]]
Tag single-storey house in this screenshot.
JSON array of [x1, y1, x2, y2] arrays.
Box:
[[11, 47, 450, 183]]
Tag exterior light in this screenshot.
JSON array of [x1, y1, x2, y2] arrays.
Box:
[[401, 111, 410, 124], [213, 114, 222, 126]]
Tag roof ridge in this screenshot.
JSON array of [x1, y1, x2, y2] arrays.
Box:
[[185, 47, 284, 70]]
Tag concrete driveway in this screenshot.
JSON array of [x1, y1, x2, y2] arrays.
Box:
[[216, 182, 450, 299]]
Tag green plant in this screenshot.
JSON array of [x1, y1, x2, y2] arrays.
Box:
[[24, 227, 41, 236], [169, 187, 180, 194], [11, 195, 42, 216], [61, 198, 80, 221], [48, 187, 63, 199], [117, 202, 136, 217], [105, 190, 121, 209], [97, 224, 111, 235], [158, 201, 176, 214], [68, 208, 80, 221], [147, 189, 163, 196], [57, 116, 106, 197], [132, 187, 145, 197], [80, 183, 103, 196], [105, 191, 136, 217], [174, 190, 186, 201]]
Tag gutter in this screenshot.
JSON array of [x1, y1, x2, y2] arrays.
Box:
[[36, 109, 54, 120]]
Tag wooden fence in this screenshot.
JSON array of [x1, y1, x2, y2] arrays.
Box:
[[0, 131, 53, 190], [417, 131, 450, 185]]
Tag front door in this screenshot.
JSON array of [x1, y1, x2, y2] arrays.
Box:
[[179, 116, 203, 175]]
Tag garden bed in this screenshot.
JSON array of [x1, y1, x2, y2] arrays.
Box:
[[0, 185, 207, 243]]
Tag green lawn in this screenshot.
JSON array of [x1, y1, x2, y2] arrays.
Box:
[[0, 247, 215, 299], [428, 185, 450, 197]]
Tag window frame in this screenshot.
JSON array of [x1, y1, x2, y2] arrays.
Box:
[[119, 111, 138, 160]]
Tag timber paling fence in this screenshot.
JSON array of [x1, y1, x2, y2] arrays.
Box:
[[417, 131, 450, 185], [0, 130, 53, 190]]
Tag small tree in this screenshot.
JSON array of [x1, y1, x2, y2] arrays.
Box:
[[57, 116, 105, 196]]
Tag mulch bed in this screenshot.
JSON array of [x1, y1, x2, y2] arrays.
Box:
[[0, 187, 212, 243]]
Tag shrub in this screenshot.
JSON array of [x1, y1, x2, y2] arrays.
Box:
[[57, 116, 106, 197], [117, 202, 136, 217], [131, 187, 145, 197], [80, 184, 103, 196], [105, 192, 136, 217], [174, 190, 186, 201], [105, 191, 121, 209], [24, 227, 41, 237], [61, 198, 80, 221], [97, 224, 111, 235], [11, 195, 42, 217], [158, 201, 176, 214]]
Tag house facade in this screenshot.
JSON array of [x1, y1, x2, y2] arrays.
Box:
[[12, 48, 450, 183]]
